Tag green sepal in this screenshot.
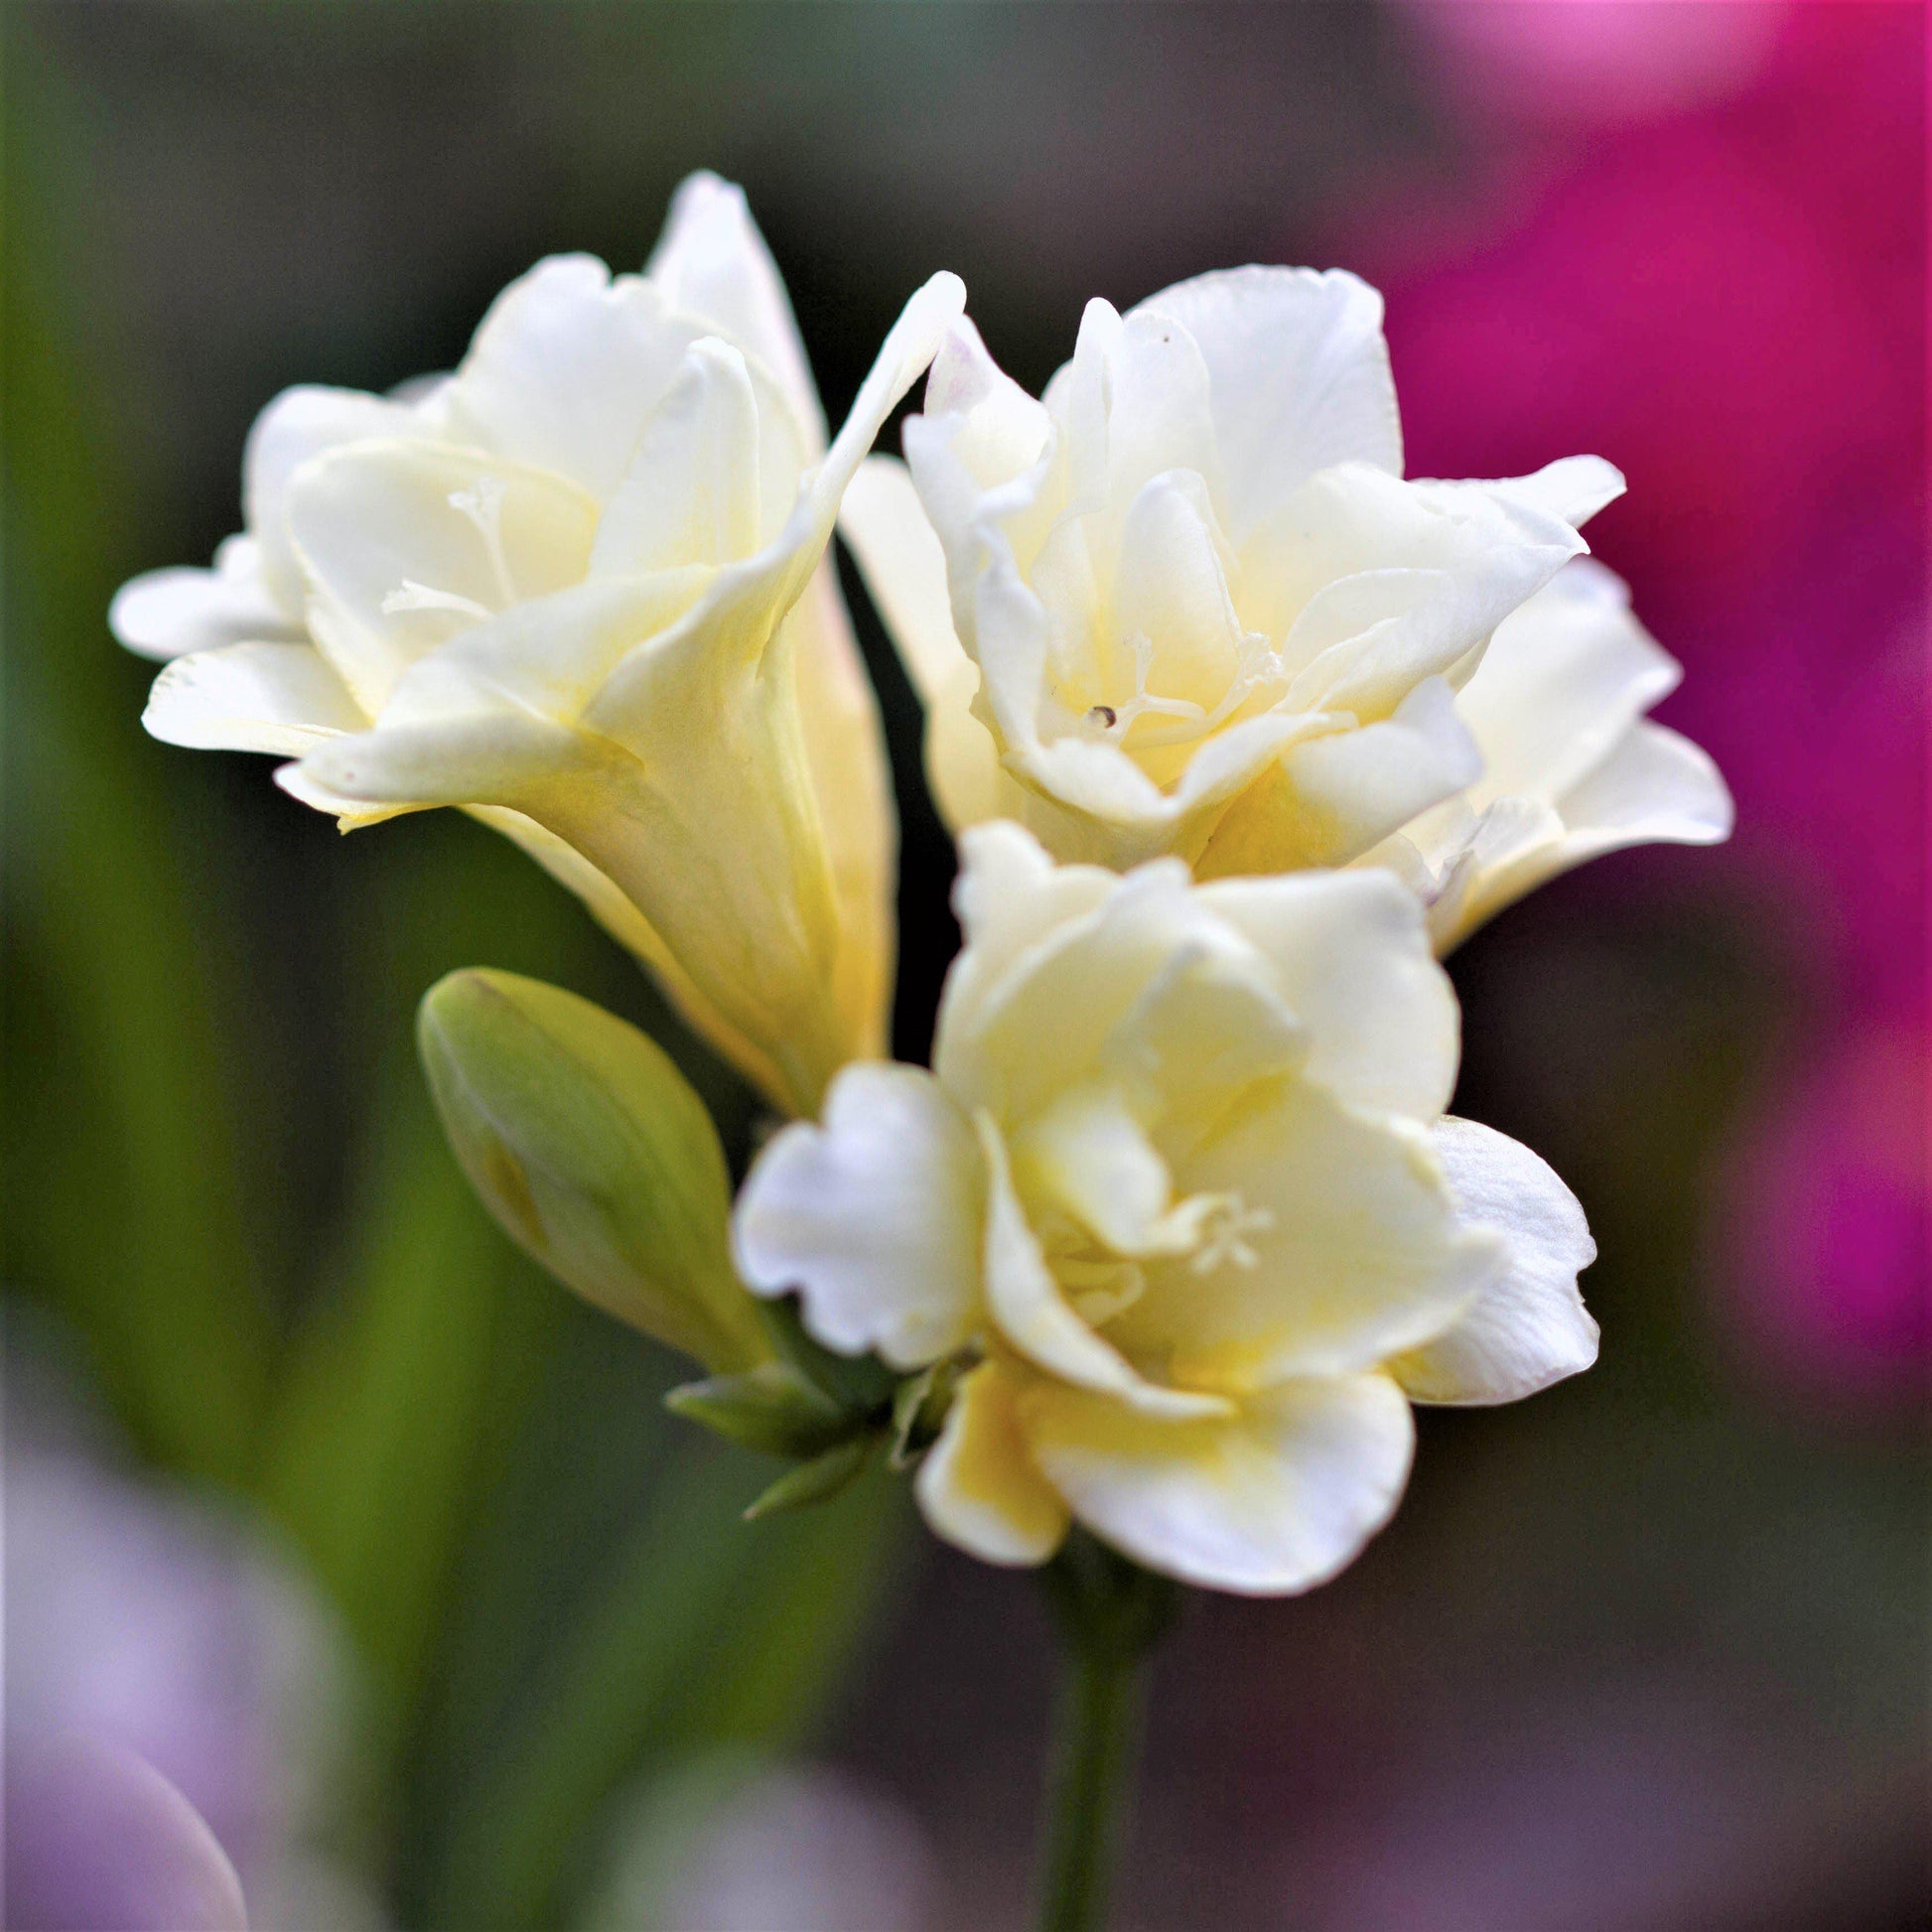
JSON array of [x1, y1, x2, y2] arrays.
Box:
[[888, 1350, 974, 1469], [664, 1362, 856, 1459], [417, 969, 771, 1374], [741, 1435, 879, 1521], [756, 1293, 899, 1417]]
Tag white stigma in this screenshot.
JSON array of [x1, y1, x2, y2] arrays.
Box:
[[448, 476, 518, 608]]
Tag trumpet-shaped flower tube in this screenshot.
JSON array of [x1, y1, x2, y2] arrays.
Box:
[[115, 175, 962, 1114], [736, 822, 1598, 1595], [840, 269, 1729, 944]]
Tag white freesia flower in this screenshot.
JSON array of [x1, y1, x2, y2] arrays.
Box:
[[114, 174, 964, 1115], [841, 268, 1729, 942], [735, 822, 1597, 1595]]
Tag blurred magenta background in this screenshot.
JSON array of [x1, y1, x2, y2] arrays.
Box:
[[5, 5, 1924, 1927]]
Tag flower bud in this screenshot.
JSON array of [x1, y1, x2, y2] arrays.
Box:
[[418, 968, 770, 1372]]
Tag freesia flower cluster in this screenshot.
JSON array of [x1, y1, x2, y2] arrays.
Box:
[[116, 173, 1729, 1595]]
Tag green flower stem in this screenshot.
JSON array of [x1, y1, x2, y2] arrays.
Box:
[[1035, 1535, 1180, 1932]]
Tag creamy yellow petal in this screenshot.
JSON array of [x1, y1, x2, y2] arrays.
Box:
[[1193, 868, 1457, 1120], [915, 1360, 1070, 1567], [785, 563, 898, 1065], [840, 456, 969, 705], [1112, 1082, 1498, 1389], [1198, 675, 1480, 874], [1016, 1370, 1415, 1594], [977, 1115, 1225, 1419]]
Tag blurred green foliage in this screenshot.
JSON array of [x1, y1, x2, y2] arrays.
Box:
[[3, 17, 905, 1926]]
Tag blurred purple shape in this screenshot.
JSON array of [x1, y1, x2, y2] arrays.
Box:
[[5, 1732, 248, 1932], [3, 1362, 352, 1926]]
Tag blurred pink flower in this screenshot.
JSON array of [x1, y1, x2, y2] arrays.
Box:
[[1398, 0, 1794, 128], [1334, 4, 1925, 1400], [1717, 1021, 1928, 1405]]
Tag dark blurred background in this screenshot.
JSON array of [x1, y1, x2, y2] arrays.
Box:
[[4, 5, 1924, 1927]]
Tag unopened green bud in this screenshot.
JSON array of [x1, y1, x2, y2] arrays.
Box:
[[418, 969, 770, 1373], [665, 1362, 854, 1458]]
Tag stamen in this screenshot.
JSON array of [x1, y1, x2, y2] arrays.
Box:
[[1188, 1193, 1276, 1276], [381, 581, 493, 622], [448, 476, 517, 607]]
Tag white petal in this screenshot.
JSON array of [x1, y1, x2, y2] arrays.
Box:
[[938, 852, 1205, 1122], [1108, 473, 1244, 710], [589, 338, 766, 576], [645, 171, 827, 453], [285, 438, 602, 715], [1553, 720, 1735, 854], [1392, 1119, 1597, 1404], [143, 642, 366, 755], [244, 385, 423, 610], [1017, 1370, 1415, 1594], [1456, 559, 1681, 806], [1270, 468, 1586, 715], [1195, 868, 1458, 1120], [840, 456, 970, 705], [434, 255, 708, 502], [297, 574, 706, 805], [902, 316, 1059, 632], [1130, 266, 1401, 540], [1009, 1080, 1187, 1257], [109, 536, 296, 661], [1480, 455, 1626, 529], [1426, 723, 1733, 952], [833, 459, 1016, 834], [924, 663, 1013, 831], [915, 1360, 1070, 1567], [1112, 1085, 1498, 1388], [1097, 939, 1310, 1166], [1097, 310, 1223, 527], [591, 271, 967, 730], [734, 1063, 984, 1370]]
